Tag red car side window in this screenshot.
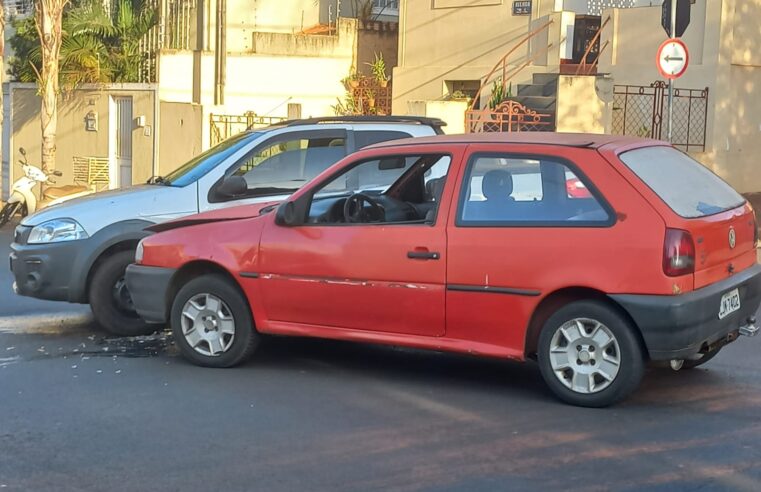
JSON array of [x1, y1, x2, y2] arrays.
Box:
[[457, 154, 612, 227]]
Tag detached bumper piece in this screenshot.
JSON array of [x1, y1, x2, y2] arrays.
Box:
[[125, 264, 176, 324], [611, 264, 761, 360]]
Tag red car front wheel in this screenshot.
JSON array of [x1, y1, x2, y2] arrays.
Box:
[[171, 274, 259, 368]]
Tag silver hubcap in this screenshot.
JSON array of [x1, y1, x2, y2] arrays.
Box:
[[549, 318, 621, 394], [181, 294, 235, 357]]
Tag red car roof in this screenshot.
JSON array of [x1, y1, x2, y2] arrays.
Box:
[[368, 132, 663, 150]]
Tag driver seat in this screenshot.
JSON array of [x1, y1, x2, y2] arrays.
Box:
[[43, 185, 91, 200]]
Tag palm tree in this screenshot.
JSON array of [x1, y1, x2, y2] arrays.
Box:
[[1, 1, 5, 182], [8, 0, 157, 173], [10, 0, 156, 86], [35, 0, 69, 174], [67, 0, 157, 82]]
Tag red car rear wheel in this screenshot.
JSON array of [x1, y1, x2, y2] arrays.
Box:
[[537, 300, 645, 407]]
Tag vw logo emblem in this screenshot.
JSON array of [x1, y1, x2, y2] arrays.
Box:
[[729, 227, 736, 249]]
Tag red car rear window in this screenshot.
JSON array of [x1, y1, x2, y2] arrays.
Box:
[[619, 146, 745, 218]]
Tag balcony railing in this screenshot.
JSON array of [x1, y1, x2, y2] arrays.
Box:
[[4, 0, 33, 17], [372, 0, 399, 16]]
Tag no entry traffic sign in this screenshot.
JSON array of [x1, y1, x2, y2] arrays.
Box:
[[657, 38, 689, 80]]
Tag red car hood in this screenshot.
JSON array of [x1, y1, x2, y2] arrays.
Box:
[[147, 201, 279, 233]]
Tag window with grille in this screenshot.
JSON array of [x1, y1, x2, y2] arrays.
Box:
[[4, 0, 34, 17], [372, 0, 399, 15]]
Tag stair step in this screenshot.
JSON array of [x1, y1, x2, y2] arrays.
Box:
[[532, 73, 560, 86], [517, 83, 557, 97]]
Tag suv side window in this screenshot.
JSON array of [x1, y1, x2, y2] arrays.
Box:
[[354, 130, 411, 149], [214, 132, 347, 201], [232, 136, 346, 185], [458, 154, 611, 226]]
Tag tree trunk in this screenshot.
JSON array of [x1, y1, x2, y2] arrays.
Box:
[[35, 0, 68, 174], [0, 2, 5, 194]]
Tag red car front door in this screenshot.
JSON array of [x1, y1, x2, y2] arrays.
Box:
[[258, 220, 446, 336]]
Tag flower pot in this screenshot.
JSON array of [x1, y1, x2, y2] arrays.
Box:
[[349, 80, 359, 89], [379, 79, 388, 88], [368, 98, 376, 108]]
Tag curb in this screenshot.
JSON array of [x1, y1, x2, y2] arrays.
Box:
[[0, 312, 95, 335]]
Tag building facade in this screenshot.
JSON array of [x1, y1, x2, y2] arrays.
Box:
[[395, 0, 761, 193], [1, 0, 401, 193]]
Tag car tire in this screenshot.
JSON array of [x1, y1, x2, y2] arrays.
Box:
[[170, 274, 259, 368], [537, 300, 645, 408], [90, 250, 156, 336], [682, 347, 721, 369]]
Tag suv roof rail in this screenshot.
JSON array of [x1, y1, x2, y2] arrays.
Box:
[[270, 115, 447, 132]]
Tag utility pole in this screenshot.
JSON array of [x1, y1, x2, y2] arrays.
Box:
[[668, 0, 676, 142], [214, 0, 226, 105]]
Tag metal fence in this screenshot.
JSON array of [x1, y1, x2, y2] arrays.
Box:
[[209, 113, 287, 147], [465, 100, 555, 133], [163, 0, 194, 50], [612, 81, 709, 152], [137, 0, 195, 82]]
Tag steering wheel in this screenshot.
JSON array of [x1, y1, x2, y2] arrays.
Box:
[[343, 192, 385, 223]]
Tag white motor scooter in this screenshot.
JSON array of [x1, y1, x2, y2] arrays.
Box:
[[0, 147, 95, 227]]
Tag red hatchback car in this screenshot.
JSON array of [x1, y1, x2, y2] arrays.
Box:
[[126, 133, 761, 407]]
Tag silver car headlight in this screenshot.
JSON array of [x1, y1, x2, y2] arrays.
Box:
[[135, 239, 145, 264], [28, 219, 89, 244]]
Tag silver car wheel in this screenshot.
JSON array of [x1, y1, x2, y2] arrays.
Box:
[[181, 293, 236, 357], [548, 318, 621, 394]]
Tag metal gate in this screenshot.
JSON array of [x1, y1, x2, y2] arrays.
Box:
[[209, 112, 286, 146], [612, 81, 709, 152], [465, 100, 555, 133], [114, 97, 134, 187]]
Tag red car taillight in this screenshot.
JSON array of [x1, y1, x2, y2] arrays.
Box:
[[663, 228, 695, 277]]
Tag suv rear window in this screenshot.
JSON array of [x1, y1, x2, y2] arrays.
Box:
[[619, 146, 745, 218]]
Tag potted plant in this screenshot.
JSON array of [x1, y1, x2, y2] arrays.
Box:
[[366, 89, 376, 108], [488, 77, 511, 110], [343, 70, 361, 89], [332, 93, 359, 116], [350, 73, 361, 89], [366, 52, 390, 88], [446, 90, 472, 105]]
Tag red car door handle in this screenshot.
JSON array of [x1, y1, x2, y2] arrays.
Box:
[[407, 251, 440, 260]]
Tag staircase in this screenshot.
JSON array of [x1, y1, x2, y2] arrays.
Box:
[[513, 73, 558, 131], [464, 19, 560, 133]]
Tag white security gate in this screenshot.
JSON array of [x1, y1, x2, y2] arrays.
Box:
[[112, 96, 133, 187]]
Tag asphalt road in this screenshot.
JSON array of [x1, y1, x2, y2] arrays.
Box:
[[1, 225, 761, 491]]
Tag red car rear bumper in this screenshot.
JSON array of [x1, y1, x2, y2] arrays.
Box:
[[611, 264, 761, 360]]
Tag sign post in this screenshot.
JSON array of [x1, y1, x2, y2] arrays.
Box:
[[660, 0, 691, 142], [661, 0, 691, 38], [668, 0, 676, 142]]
